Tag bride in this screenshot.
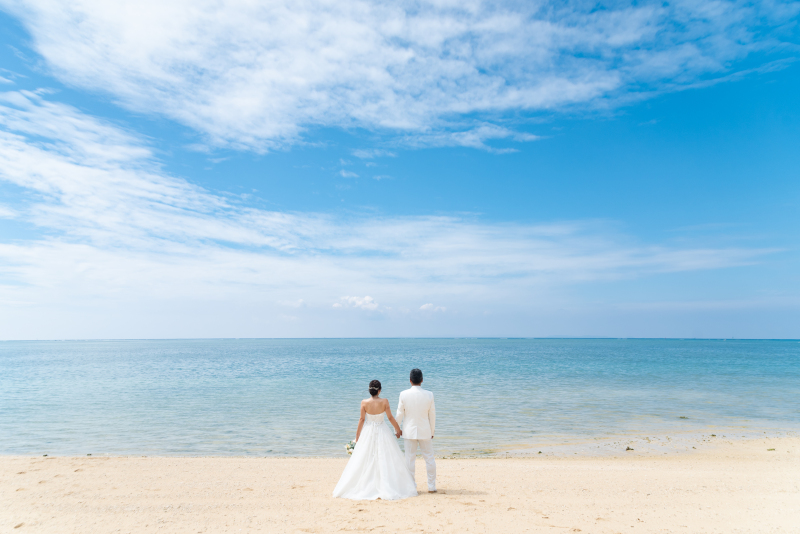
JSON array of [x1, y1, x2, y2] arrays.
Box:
[[333, 380, 417, 500]]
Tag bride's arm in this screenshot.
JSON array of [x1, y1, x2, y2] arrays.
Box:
[[355, 403, 366, 441], [384, 400, 402, 438]]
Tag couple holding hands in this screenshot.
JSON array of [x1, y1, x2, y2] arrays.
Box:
[[333, 368, 436, 500]]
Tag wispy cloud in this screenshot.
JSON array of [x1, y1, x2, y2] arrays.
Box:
[[0, 91, 781, 336], [401, 124, 542, 152], [352, 149, 396, 159], [0, 204, 17, 218], [1, 0, 796, 151]]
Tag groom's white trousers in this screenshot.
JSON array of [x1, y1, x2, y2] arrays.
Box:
[[404, 439, 436, 491]]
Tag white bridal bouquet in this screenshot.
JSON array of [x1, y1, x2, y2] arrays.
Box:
[[345, 440, 356, 455]]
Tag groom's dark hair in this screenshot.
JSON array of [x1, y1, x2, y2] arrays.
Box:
[[410, 368, 423, 385]]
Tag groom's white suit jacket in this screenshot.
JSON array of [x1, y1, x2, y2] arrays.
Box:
[[395, 385, 436, 440]]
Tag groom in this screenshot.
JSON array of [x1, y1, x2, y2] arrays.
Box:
[[396, 368, 437, 493]]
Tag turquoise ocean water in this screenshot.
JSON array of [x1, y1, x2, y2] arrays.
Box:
[[1, 339, 798, 457]]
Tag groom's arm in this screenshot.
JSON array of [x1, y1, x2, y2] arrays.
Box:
[[395, 394, 405, 427], [429, 395, 436, 438]]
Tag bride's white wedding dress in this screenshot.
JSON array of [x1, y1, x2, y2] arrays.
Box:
[[333, 413, 417, 500]]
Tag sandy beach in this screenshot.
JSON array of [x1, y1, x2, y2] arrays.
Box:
[[2, 437, 798, 534]]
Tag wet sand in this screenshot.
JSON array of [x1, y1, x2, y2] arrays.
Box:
[[2, 437, 798, 533]]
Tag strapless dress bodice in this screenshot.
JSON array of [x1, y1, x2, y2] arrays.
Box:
[[365, 413, 384, 423]]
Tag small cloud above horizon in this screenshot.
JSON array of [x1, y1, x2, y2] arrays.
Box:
[[335, 296, 379, 311]]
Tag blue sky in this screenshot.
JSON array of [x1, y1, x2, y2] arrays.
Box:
[[0, 0, 798, 339]]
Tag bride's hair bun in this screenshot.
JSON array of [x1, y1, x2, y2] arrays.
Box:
[[368, 379, 381, 396]]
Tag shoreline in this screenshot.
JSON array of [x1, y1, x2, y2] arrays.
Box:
[[5, 428, 797, 460], [3, 436, 798, 533]]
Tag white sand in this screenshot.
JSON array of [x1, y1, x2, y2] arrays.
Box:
[[3, 437, 799, 533]]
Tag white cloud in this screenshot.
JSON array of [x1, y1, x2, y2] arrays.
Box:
[[401, 123, 543, 152], [0, 204, 17, 218], [338, 169, 359, 178], [420, 303, 446, 312], [1, 0, 796, 151], [337, 296, 379, 311], [352, 149, 396, 159], [0, 91, 783, 337]]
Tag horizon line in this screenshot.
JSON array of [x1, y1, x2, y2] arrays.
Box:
[[1, 337, 798, 342]]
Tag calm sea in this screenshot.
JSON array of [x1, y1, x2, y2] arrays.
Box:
[[1, 339, 798, 457]]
